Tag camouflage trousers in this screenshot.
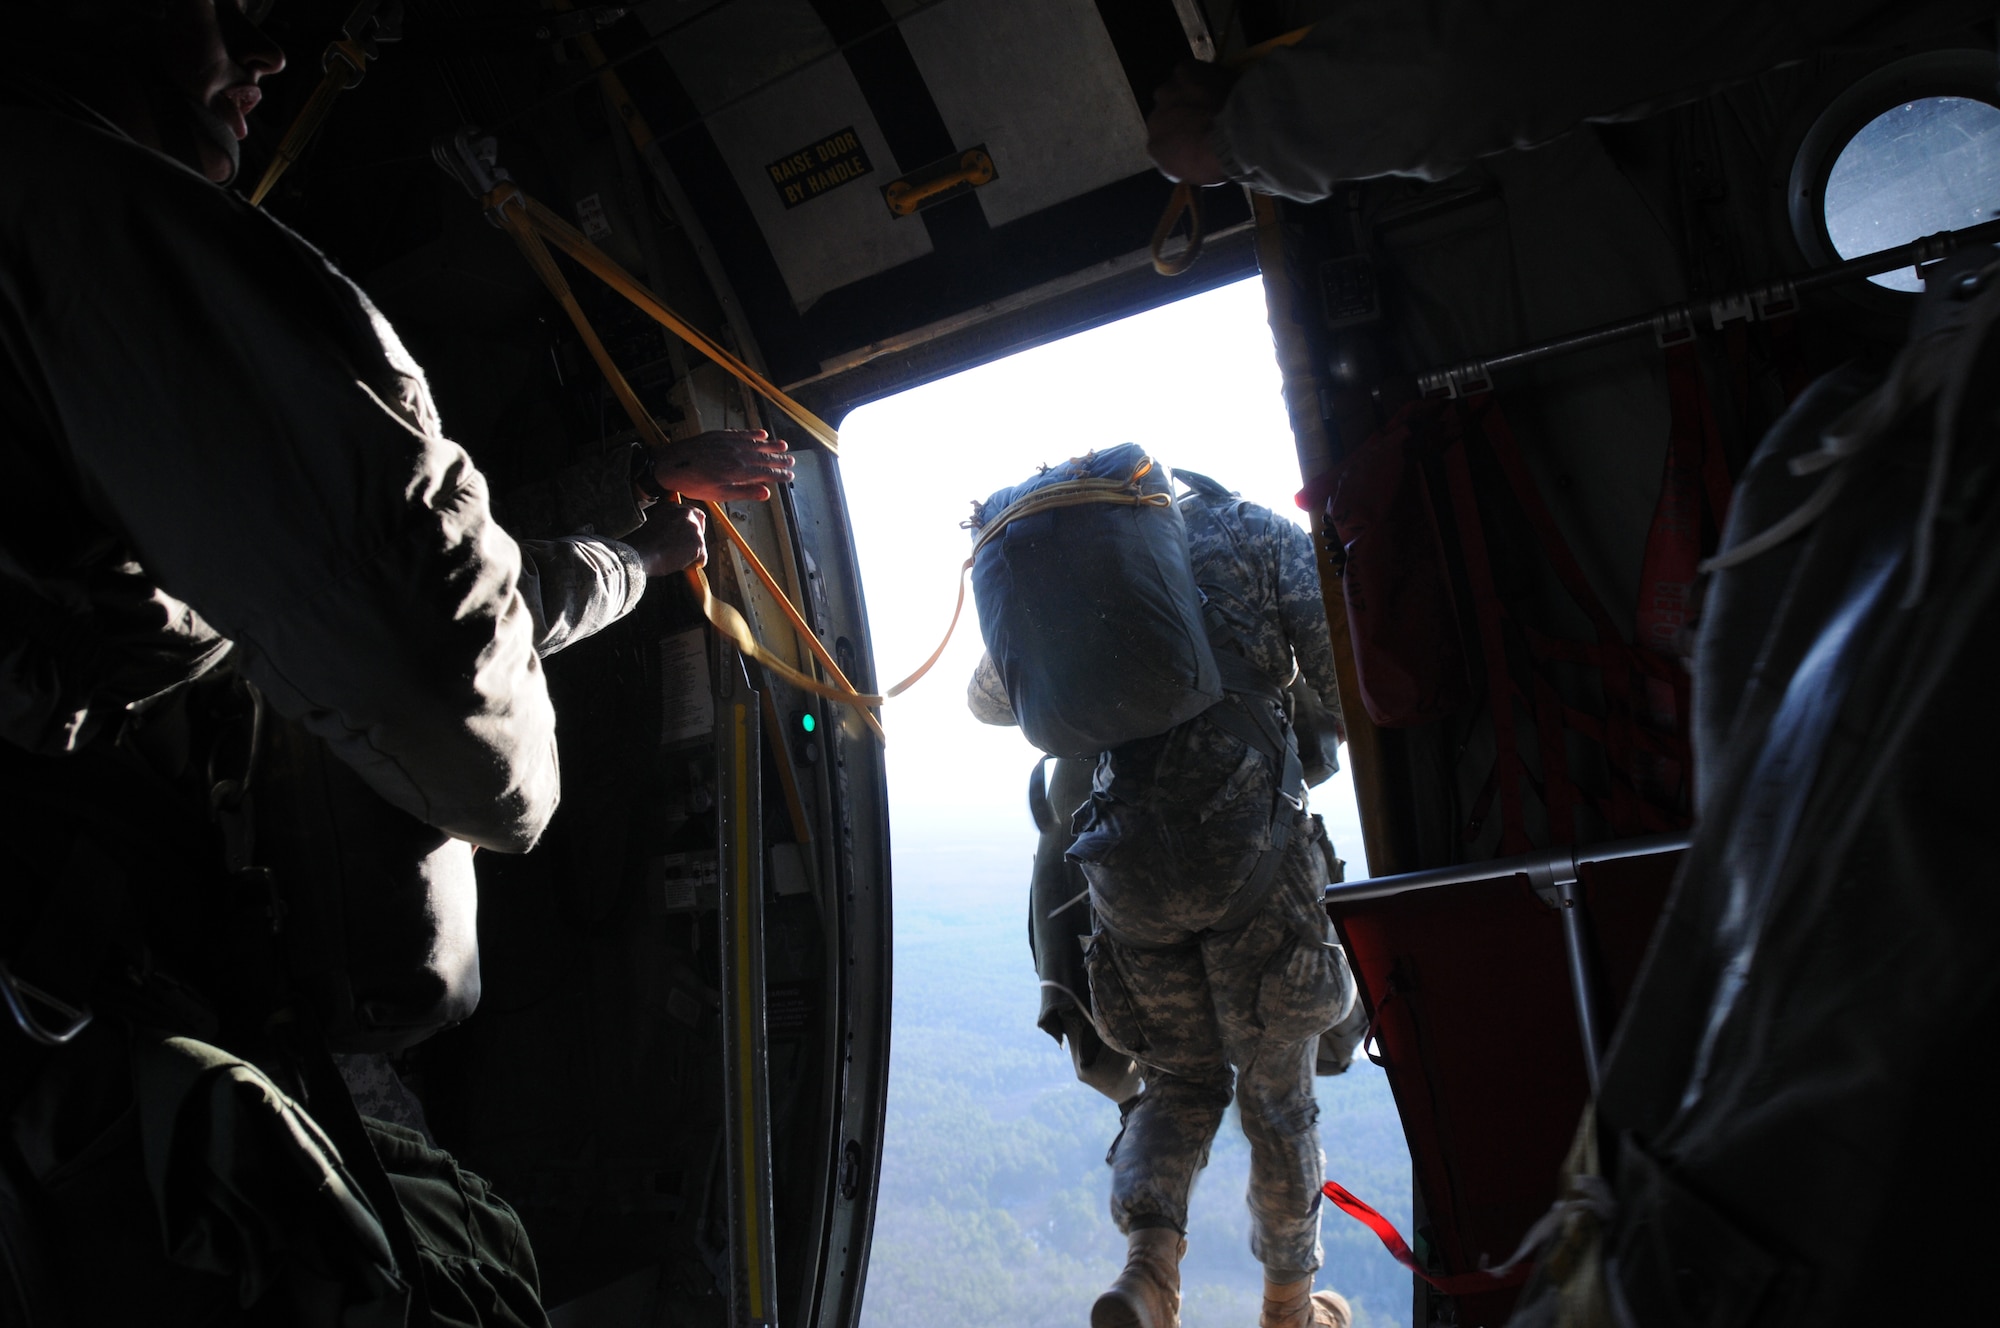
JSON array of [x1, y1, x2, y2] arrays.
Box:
[[1083, 822, 1354, 1278]]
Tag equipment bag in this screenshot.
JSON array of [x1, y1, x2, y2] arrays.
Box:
[[970, 444, 1221, 759], [1026, 756, 1142, 1104]]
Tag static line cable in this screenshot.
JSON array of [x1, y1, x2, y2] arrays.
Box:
[[248, 0, 402, 206]]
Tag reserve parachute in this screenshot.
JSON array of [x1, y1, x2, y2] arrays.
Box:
[[969, 444, 1222, 758]]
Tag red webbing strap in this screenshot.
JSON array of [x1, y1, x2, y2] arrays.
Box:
[[1530, 668, 1579, 846], [1637, 343, 1709, 662], [1722, 322, 1753, 436], [1322, 1181, 1531, 1297], [1633, 342, 1734, 810], [1440, 430, 1533, 856], [1471, 401, 1651, 835]]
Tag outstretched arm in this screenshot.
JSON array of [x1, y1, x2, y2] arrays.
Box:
[[1150, 0, 1944, 199]]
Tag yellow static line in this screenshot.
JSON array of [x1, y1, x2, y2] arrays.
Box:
[[732, 700, 766, 1322]]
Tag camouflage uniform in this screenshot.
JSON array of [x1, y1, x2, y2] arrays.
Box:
[[1069, 485, 1356, 1281]]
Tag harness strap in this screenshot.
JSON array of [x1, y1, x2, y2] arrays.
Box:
[[297, 1040, 431, 1325], [1172, 468, 1236, 502], [1184, 652, 1306, 936], [1439, 428, 1535, 855], [1028, 757, 1057, 836]]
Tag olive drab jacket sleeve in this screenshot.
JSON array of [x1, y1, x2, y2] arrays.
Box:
[[1182, 495, 1341, 722], [516, 535, 648, 658], [1213, 0, 1987, 199], [0, 104, 559, 852]]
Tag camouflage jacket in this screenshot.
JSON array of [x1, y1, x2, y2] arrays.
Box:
[[1066, 483, 1343, 931]]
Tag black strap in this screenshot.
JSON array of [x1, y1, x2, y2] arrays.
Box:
[[1173, 469, 1237, 502], [299, 1041, 431, 1327], [1028, 757, 1057, 836], [1193, 610, 1308, 938], [0, 1137, 61, 1328]]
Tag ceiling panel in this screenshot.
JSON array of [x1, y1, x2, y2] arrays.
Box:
[[671, 10, 938, 310], [900, 0, 1154, 228], [653, 0, 838, 112]]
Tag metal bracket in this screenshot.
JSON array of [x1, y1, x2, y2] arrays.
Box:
[[432, 129, 515, 225], [0, 961, 92, 1048], [1652, 309, 1696, 347], [340, 0, 404, 52], [1326, 836, 1693, 1095], [1521, 848, 1604, 1093], [1416, 359, 1493, 399], [1752, 282, 1801, 322]]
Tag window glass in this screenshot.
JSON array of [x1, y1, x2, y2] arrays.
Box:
[[1823, 95, 2000, 291]]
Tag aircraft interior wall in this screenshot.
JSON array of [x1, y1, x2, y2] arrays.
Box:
[[214, 1, 2000, 1323]]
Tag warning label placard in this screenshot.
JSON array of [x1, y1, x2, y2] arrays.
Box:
[[766, 127, 874, 210]]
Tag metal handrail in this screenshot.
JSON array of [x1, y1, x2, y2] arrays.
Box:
[[1324, 832, 1693, 1089], [1323, 832, 1692, 905], [1414, 218, 2000, 398]]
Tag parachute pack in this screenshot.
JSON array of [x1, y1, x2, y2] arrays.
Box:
[[968, 444, 1222, 759]]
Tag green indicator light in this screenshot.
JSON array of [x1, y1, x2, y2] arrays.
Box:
[[801, 713, 817, 733]]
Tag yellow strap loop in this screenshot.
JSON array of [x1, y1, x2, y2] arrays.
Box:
[[247, 39, 370, 208], [1151, 181, 1204, 277], [1148, 23, 1316, 278], [1235, 23, 1315, 63]]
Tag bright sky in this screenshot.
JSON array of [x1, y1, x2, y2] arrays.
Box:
[[838, 276, 1369, 875]]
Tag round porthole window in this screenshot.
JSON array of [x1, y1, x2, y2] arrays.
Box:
[[1823, 96, 2000, 290], [1791, 50, 2000, 300]]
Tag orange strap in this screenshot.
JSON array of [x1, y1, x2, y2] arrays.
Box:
[[481, 183, 884, 741], [247, 38, 369, 207]]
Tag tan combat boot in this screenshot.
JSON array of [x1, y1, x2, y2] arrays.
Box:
[[1091, 1227, 1186, 1328], [1258, 1275, 1351, 1328]]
